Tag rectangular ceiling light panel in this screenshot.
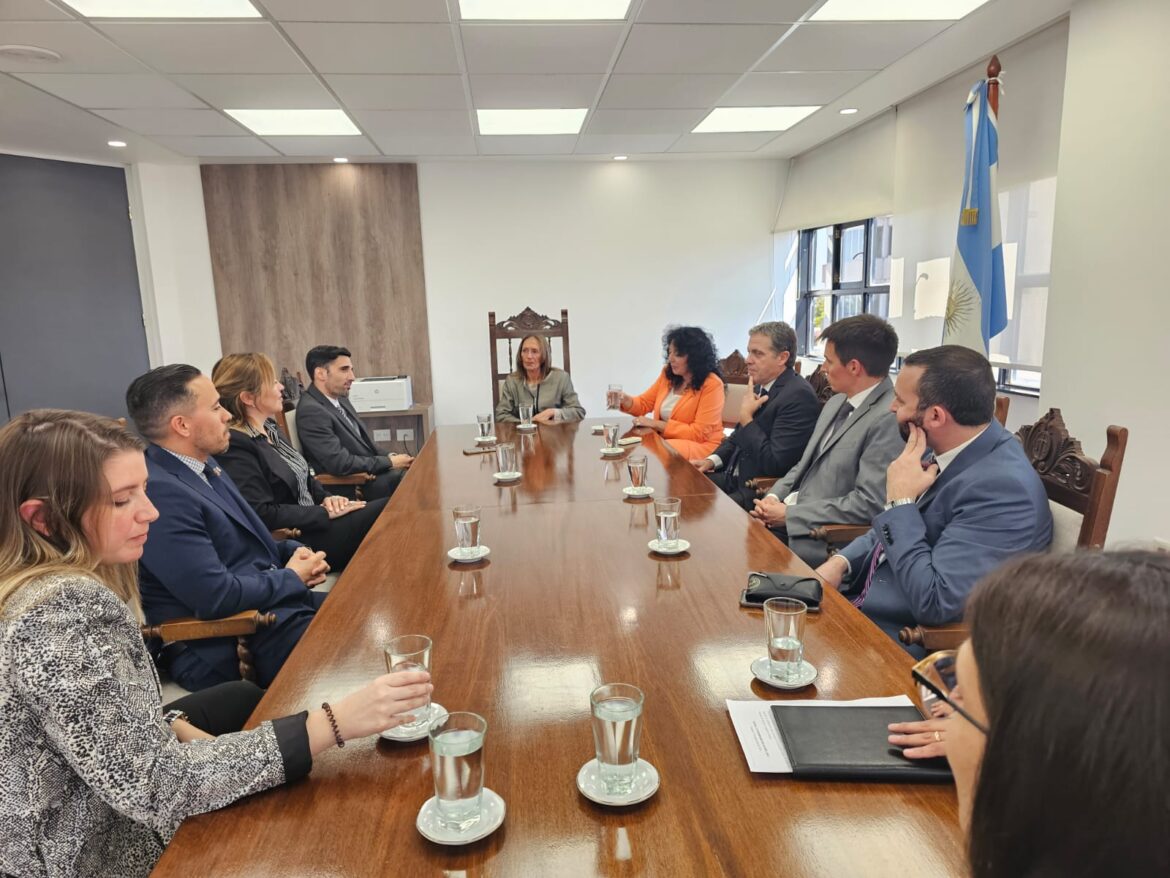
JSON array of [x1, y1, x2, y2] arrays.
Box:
[[225, 109, 359, 136], [811, 0, 990, 20], [459, 0, 631, 20], [477, 108, 588, 135], [693, 106, 819, 133], [61, 0, 261, 16]]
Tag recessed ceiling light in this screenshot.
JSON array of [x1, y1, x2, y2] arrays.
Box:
[[839, 108, 859, 115], [108, 140, 127, 148], [811, 0, 990, 21], [0, 44, 62, 63], [59, 0, 260, 17], [224, 109, 360, 136], [477, 108, 588, 136], [692, 106, 820, 134], [613, 155, 628, 161], [333, 157, 349, 163], [459, 0, 631, 20]]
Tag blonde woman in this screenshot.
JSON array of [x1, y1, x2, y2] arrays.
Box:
[[212, 353, 387, 570], [0, 410, 431, 877], [495, 334, 585, 424]]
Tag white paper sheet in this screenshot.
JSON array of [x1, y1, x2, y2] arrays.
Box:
[[913, 257, 952, 319], [888, 257, 904, 319], [727, 695, 915, 773]]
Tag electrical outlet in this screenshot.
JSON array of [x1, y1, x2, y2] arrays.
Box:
[[373, 429, 392, 442], [396, 428, 415, 443]]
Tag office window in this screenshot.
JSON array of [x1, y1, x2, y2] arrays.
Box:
[[796, 217, 892, 356]]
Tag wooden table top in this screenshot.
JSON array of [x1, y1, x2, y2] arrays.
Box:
[[153, 421, 965, 878]]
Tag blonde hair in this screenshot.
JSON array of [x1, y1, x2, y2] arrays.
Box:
[[512, 335, 552, 381], [0, 410, 145, 614], [212, 352, 277, 429]]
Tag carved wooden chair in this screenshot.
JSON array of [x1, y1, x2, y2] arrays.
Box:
[[275, 407, 375, 499], [719, 352, 802, 431], [806, 363, 835, 407], [488, 307, 571, 409], [900, 408, 1129, 651], [141, 611, 277, 683]]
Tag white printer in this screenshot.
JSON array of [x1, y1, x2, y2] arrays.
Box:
[[350, 376, 413, 412]]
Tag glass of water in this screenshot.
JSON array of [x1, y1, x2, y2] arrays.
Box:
[[764, 597, 806, 683], [476, 413, 493, 440], [590, 683, 644, 796], [653, 496, 681, 550], [429, 711, 487, 832], [452, 504, 481, 559], [607, 384, 623, 410], [384, 634, 432, 732], [518, 403, 534, 428], [495, 442, 518, 477], [626, 454, 647, 491], [603, 422, 620, 450]]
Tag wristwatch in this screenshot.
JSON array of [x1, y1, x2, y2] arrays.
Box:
[[163, 709, 190, 727], [884, 498, 916, 511]]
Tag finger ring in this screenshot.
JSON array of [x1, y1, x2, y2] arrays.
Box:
[[933, 731, 942, 742]]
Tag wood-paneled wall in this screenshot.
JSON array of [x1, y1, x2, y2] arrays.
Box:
[[201, 163, 432, 403]]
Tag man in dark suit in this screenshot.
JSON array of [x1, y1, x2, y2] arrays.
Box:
[[816, 346, 1053, 654], [295, 345, 412, 501], [751, 315, 903, 566], [127, 365, 330, 692], [691, 321, 819, 509]]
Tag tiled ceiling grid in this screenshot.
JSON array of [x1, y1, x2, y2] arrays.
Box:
[[0, 0, 955, 160]]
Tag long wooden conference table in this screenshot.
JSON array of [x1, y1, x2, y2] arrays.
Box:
[[154, 419, 965, 877]]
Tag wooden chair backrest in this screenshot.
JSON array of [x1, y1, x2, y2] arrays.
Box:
[[488, 308, 571, 409], [719, 350, 749, 385], [806, 364, 835, 407], [1015, 407, 1128, 549], [994, 394, 1010, 427]]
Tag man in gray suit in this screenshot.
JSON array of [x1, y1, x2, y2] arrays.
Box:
[[751, 315, 902, 567]]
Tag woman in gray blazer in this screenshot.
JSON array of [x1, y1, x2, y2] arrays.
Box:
[[495, 334, 585, 424]]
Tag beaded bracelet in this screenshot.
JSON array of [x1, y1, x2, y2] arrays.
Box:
[[321, 702, 345, 748]]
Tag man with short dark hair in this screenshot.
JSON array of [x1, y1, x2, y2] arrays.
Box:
[[815, 345, 1053, 653], [127, 364, 330, 691], [751, 315, 903, 566], [295, 345, 412, 501], [692, 321, 819, 509]]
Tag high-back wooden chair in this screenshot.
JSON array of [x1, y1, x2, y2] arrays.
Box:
[[900, 408, 1129, 651], [806, 364, 835, 407], [717, 351, 802, 429], [274, 407, 374, 498], [489, 307, 571, 409]]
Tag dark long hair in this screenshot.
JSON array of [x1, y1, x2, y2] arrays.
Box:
[[965, 550, 1170, 878], [661, 326, 720, 392]]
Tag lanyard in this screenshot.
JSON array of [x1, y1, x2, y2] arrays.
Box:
[[527, 381, 540, 412]]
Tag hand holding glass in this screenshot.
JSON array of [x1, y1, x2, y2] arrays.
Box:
[[607, 384, 623, 410], [384, 634, 433, 732]]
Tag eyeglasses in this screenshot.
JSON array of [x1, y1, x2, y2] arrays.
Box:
[[911, 650, 989, 734]]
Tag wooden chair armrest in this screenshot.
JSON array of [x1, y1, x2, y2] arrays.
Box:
[[141, 610, 277, 642], [270, 527, 302, 542], [746, 477, 779, 495], [809, 523, 871, 545], [898, 623, 969, 652], [316, 472, 376, 486]]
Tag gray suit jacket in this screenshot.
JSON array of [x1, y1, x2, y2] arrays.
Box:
[[767, 378, 901, 566], [295, 385, 391, 477]]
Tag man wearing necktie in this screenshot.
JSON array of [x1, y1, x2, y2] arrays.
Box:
[[691, 322, 819, 509], [127, 365, 331, 692], [815, 346, 1053, 655]]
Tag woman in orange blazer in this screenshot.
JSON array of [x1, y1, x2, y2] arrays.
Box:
[[619, 326, 726, 460]]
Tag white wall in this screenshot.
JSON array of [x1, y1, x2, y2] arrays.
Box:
[[418, 160, 782, 426], [1042, 0, 1170, 545], [126, 162, 222, 374]]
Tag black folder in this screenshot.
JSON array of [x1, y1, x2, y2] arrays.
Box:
[[771, 704, 952, 782]]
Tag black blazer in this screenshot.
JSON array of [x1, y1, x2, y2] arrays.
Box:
[[295, 385, 391, 477], [713, 367, 820, 484], [217, 428, 330, 531]]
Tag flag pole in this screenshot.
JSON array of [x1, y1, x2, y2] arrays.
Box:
[[986, 55, 1001, 115]]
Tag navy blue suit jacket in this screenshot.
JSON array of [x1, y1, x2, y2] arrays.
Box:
[[138, 444, 323, 688], [839, 421, 1053, 653]]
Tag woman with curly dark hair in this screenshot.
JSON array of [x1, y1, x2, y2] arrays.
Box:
[[618, 325, 725, 459]]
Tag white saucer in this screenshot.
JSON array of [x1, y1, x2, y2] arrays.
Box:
[[379, 702, 447, 742], [475, 435, 497, 444], [516, 423, 537, 432], [576, 758, 660, 807], [648, 538, 690, 555], [493, 471, 521, 482], [600, 446, 624, 457], [623, 486, 655, 497], [416, 787, 505, 846], [750, 656, 818, 690], [448, 546, 491, 563]]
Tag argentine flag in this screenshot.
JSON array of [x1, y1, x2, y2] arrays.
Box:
[[943, 79, 1008, 352]]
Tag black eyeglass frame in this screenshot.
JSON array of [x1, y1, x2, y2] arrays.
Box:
[[911, 651, 990, 735]]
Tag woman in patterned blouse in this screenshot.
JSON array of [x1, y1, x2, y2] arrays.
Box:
[[0, 410, 432, 878]]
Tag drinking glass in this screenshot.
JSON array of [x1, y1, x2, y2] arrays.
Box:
[[452, 504, 482, 559], [626, 454, 647, 490], [603, 422, 620, 450], [384, 634, 432, 732], [429, 711, 487, 832], [476, 414, 493, 439], [653, 496, 681, 550], [495, 442, 517, 477], [764, 597, 807, 683], [518, 404, 534, 427], [607, 384, 623, 410], [590, 683, 644, 796]]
